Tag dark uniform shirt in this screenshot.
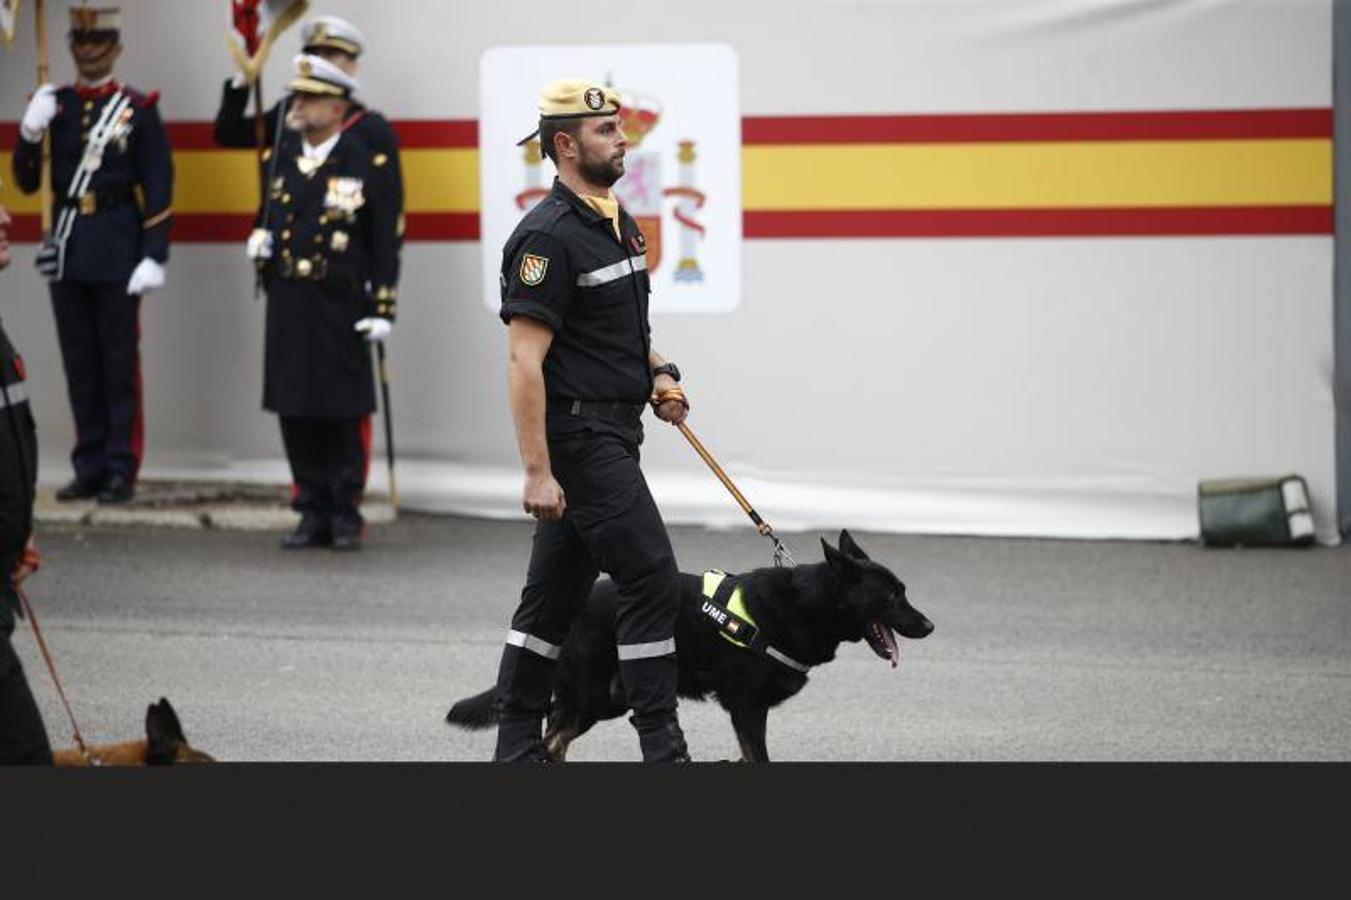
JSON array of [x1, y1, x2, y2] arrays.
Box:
[[11, 81, 173, 284], [256, 128, 401, 417], [499, 179, 654, 437], [0, 318, 37, 626]]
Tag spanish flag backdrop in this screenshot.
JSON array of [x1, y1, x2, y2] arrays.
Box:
[[0, 106, 1331, 241]]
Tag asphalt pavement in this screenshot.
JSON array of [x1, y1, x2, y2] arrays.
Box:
[[10, 514, 1350, 761]]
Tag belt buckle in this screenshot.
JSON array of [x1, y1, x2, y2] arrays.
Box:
[[78, 192, 97, 215]]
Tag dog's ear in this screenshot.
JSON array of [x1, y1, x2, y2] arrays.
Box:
[[838, 529, 870, 561], [821, 538, 859, 580], [146, 697, 187, 757]]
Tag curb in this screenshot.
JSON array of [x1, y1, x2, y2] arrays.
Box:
[[34, 481, 397, 532]]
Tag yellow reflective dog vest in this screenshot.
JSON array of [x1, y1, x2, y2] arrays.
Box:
[[700, 570, 810, 673]]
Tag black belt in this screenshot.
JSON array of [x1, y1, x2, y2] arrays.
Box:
[[59, 183, 135, 215], [548, 398, 645, 427]]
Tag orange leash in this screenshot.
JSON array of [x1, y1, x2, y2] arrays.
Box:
[[675, 421, 796, 567], [14, 584, 101, 765]]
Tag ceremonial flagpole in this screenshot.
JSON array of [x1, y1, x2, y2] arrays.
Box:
[[34, 0, 52, 235]]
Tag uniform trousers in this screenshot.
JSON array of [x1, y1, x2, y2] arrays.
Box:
[[0, 365, 51, 764], [279, 415, 369, 529], [49, 282, 143, 485], [1, 577, 52, 765], [493, 423, 687, 762]]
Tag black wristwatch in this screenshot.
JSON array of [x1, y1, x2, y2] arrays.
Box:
[[651, 362, 681, 382]]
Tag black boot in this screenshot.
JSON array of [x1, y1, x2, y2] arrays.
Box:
[[632, 713, 690, 763], [282, 515, 332, 549], [96, 473, 135, 505], [56, 475, 104, 502], [330, 517, 363, 552]]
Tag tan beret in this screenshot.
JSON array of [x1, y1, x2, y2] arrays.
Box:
[[517, 78, 623, 146]]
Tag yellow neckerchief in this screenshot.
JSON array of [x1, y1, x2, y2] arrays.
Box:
[[580, 191, 622, 242]]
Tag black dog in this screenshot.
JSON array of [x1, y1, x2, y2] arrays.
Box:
[[447, 530, 934, 762]]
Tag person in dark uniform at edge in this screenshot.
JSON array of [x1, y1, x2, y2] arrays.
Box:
[[214, 14, 404, 227], [0, 199, 55, 765], [11, 6, 173, 506], [246, 55, 400, 552], [490, 80, 693, 762]]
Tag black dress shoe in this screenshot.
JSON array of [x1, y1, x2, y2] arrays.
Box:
[[56, 476, 104, 502], [96, 475, 135, 505], [282, 517, 332, 549], [330, 520, 363, 552]]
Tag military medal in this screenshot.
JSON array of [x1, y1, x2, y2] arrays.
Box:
[[324, 176, 365, 216]]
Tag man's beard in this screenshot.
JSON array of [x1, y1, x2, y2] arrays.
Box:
[[578, 151, 625, 188]]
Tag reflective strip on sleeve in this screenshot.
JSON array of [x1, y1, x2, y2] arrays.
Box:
[[576, 255, 647, 287], [617, 637, 676, 661], [0, 380, 28, 410], [505, 629, 562, 660]]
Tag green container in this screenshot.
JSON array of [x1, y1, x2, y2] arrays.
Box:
[[1197, 475, 1316, 547]]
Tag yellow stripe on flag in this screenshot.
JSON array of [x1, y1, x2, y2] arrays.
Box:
[[741, 139, 1331, 210]]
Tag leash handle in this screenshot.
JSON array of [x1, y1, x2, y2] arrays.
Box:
[[675, 421, 796, 567], [15, 584, 99, 765]]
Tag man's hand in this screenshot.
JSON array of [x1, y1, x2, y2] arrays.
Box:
[[355, 317, 392, 342], [523, 470, 566, 523], [12, 537, 40, 587], [20, 84, 58, 143], [246, 228, 274, 260], [126, 258, 166, 296], [651, 374, 689, 426]]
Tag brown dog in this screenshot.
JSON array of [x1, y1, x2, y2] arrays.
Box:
[[51, 698, 216, 766]]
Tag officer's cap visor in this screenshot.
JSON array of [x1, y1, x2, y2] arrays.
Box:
[[69, 28, 119, 43]]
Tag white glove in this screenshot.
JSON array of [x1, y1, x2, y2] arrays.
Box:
[[126, 258, 166, 295], [354, 317, 392, 342], [20, 84, 58, 143], [246, 228, 274, 260]]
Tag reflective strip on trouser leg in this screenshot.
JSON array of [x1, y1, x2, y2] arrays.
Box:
[[616, 638, 676, 660], [506, 629, 563, 660]]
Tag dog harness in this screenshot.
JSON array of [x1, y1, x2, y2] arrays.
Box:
[[699, 570, 810, 673]]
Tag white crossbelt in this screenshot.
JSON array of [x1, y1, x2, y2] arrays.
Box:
[[51, 91, 133, 281]]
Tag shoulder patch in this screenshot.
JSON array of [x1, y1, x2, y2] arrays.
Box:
[[519, 254, 549, 286]]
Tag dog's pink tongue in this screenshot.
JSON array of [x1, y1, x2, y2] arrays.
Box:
[[882, 626, 899, 669]]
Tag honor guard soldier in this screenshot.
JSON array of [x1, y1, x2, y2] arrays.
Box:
[[214, 14, 404, 230], [490, 79, 693, 762], [0, 199, 53, 765], [11, 5, 173, 505], [247, 55, 401, 551]]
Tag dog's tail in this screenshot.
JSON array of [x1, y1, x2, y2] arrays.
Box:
[[445, 687, 500, 730]]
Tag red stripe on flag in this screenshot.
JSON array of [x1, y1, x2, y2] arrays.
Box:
[[741, 109, 1333, 145], [7, 109, 1329, 151], [7, 208, 1329, 242]]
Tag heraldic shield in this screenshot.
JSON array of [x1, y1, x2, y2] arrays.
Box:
[[615, 152, 663, 273]]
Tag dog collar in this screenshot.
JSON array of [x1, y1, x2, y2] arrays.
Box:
[[700, 570, 810, 674]]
